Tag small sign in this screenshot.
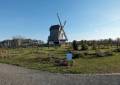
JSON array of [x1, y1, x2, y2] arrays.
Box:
[[66, 52, 73, 61]]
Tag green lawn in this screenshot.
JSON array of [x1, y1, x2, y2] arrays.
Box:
[[0, 47, 120, 74]]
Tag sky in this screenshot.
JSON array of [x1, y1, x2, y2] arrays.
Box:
[[0, 0, 120, 42]]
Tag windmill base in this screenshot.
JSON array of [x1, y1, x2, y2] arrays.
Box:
[[48, 40, 66, 45]]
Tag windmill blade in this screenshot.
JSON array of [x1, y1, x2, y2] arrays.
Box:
[[63, 20, 66, 28], [59, 26, 68, 41], [60, 21, 68, 41], [57, 13, 68, 41], [62, 28, 68, 41], [57, 13, 62, 27], [59, 20, 66, 31], [63, 21, 68, 40]]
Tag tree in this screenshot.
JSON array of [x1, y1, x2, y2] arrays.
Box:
[[108, 38, 113, 48], [81, 43, 88, 50], [72, 40, 78, 50], [116, 38, 120, 48]]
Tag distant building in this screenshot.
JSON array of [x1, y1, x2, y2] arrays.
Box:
[[0, 39, 44, 48]]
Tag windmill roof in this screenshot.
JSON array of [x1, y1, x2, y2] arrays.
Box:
[[50, 25, 60, 31]]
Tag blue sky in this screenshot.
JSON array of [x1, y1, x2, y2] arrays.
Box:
[[0, 0, 120, 42]]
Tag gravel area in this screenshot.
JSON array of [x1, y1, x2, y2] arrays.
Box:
[[0, 63, 120, 85]]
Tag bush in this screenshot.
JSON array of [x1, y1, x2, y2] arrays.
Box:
[[92, 44, 97, 50], [79, 53, 86, 58], [114, 48, 120, 52], [73, 53, 79, 59], [96, 50, 113, 57], [96, 50, 105, 57], [104, 51, 113, 56], [73, 52, 85, 59], [81, 44, 88, 50]]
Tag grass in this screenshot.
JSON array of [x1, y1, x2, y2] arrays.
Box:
[[0, 47, 120, 74]]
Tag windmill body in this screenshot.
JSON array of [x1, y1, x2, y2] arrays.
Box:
[[48, 24, 67, 45]]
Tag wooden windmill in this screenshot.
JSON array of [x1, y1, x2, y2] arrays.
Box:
[[48, 13, 68, 45]]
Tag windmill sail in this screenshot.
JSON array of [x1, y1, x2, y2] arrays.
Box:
[[59, 22, 68, 41], [62, 28, 68, 41], [57, 13, 68, 41], [62, 21, 68, 41], [57, 13, 62, 27]]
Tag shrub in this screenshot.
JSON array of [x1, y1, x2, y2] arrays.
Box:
[[92, 44, 97, 50], [104, 51, 113, 56], [96, 50, 105, 57], [84, 52, 89, 55], [79, 53, 86, 58], [73, 53, 79, 59], [73, 52, 85, 59], [81, 44, 88, 50], [96, 50, 113, 57], [114, 48, 120, 52]]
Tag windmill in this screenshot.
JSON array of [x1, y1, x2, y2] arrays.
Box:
[[48, 13, 68, 45]]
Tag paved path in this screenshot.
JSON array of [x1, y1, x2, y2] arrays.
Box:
[[0, 63, 120, 85]]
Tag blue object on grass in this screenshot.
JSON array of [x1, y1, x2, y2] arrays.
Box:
[[66, 52, 73, 61]]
